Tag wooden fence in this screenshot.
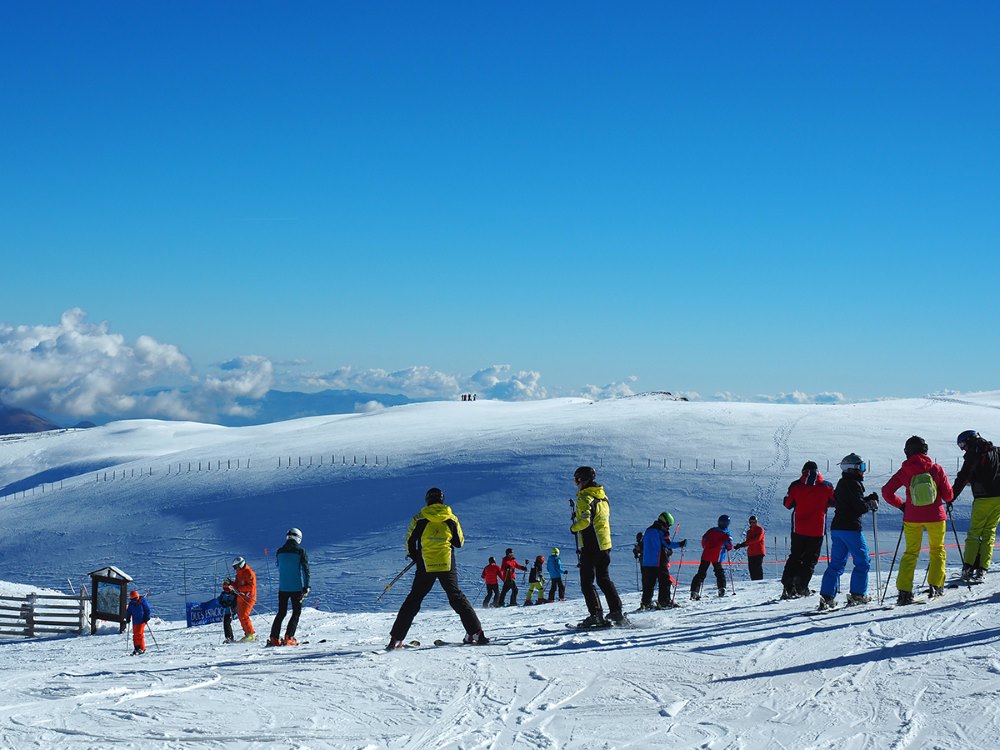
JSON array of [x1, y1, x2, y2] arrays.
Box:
[[0, 590, 89, 637]]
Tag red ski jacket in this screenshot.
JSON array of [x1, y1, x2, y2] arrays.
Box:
[[783, 472, 835, 537], [701, 527, 734, 563], [742, 524, 766, 557], [881, 454, 954, 523], [500, 555, 526, 582], [481, 563, 502, 585]]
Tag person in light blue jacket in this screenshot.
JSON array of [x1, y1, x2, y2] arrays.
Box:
[[546, 547, 568, 601], [640, 512, 686, 609], [267, 527, 310, 647]]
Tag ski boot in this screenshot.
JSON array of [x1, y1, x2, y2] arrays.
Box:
[[717, 588, 727, 597], [463, 630, 490, 645], [960, 563, 975, 581], [282, 636, 299, 646], [973, 567, 987, 582], [605, 611, 629, 626], [896, 590, 914, 606], [265, 636, 283, 647], [385, 638, 405, 651], [780, 587, 799, 601], [817, 595, 837, 611], [690, 590, 701, 601], [927, 585, 945, 599], [240, 633, 256, 642], [846, 593, 871, 606], [576, 612, 607, 628]]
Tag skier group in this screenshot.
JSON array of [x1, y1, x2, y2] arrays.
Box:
[[122, 429, 1000, 653]]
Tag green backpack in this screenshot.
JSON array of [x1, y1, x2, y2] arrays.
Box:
[[910, 472, 938, 507]]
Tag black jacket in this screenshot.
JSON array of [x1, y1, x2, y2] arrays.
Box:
[[830, 472, 873, 532], [953, 438, 1000, 500]]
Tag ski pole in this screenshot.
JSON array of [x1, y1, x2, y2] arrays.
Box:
[[872, 507, 881, 599], [126, 621, 132, 653], [635, 557, 640, 593], [947, 503, 973, 590], [146, 622, 159, 651], [726, 550, 736, 595], [376, 560, 415, 603], [879, 523, 904, 605], [671, 544, 685, 606]]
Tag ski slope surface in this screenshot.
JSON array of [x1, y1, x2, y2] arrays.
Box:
[[1, 394, 1000, 748]]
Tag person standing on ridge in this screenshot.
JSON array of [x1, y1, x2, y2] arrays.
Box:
[[780, 461, 835, 599], [952, 430, 1000, 581], [640, 511, 686, 609], [386, 488, 487, 650], [228, 555, 257, 642], [126, 590, 151, 655], [481, 556, 502, 608], [817, 454, 879, 610], [690, 516, 733, 600], [498, 548, 526, 607], [733, 515, 766, 581], [881, 436, 954, 602], [546, 547, 568, 602], [570, 466, 627, 626], [267, 528, 310, 646]]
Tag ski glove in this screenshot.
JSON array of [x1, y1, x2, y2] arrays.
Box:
[[733, 542, 746, 550], [302, 587, 310, 597], [679, 539, 687, 548], [864, 493, 879, 512], [143, 616, 150, 623]]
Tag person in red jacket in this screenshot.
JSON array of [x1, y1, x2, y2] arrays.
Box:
[[881, 436, 955, 602], [690, 516, 734, 600], [780, 461, 835, 599], [733, 515, 766, 580], [480, 556, 503, 608], [498, 548, 527, 607]]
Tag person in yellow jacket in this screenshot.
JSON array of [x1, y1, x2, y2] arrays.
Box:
[[570, 466, 626, 627], [386, 487, 489, 649]]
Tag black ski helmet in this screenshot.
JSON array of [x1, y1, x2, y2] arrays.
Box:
[[717, 515, 730, 529], [957, 430, 980, 449], [505, 548, 513, 555], [574, 466, 597, 484], [488, 556, 496, 564], [425, 487, 445, 505], [904, 435, 928, 457]]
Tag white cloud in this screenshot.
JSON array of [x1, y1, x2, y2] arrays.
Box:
[[573, 376, 639, 400]]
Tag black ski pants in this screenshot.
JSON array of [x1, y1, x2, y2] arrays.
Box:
[[641, 565, 672, 606], [781, 533, 823, 593], [223, 609, 236, 641], [748, 555, 765, 581], [483, 583, 500, 608], [579, 548, 623, 617], [547, 577, 566, 601], [690, 560, 726, 595], [499, 578, 519, 606], [270, 590, 303, 640], [390, 565, 481, 641]]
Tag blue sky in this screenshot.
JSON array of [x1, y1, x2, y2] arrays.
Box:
[[2, 3, 998, 421]]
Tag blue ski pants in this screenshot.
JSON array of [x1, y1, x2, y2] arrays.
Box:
[[820, 529, 871, 597]]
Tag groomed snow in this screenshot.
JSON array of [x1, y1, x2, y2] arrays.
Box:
[[1, 394, 1000, 748]]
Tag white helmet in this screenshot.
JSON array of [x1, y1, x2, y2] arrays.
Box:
[[231, 556, 246, 569], [286, 528, 303, 543]]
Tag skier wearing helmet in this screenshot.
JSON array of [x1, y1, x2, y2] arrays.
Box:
[[546, 547, 568, 602], [952, 430, 1000, 581], [817, 454, 879, 609], [386, 487, 487, 649], [524, 555, 546, 605], [267, 527, 310, 646], [690, 515, 733, 600], [570, 466, 626, 627], [228, 555, 257, 642], [640, 511, 687, 609], [125, 590, 151, 655]]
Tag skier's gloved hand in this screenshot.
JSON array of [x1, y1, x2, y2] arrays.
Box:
[[864, 493, 879, 512], [733, 542, 745, 550], [679, 539, 687, 548], [143, 616, 150, 623], [302, 587, 310, 597]]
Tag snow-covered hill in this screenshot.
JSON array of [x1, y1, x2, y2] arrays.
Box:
[[2, 394, 1000, 747]]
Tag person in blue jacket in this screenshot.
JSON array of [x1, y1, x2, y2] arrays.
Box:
[[546, 547, 568, 602], [125, 590, 151, 655], [640, 512, 687, 609], [267, 527, 310, 646]]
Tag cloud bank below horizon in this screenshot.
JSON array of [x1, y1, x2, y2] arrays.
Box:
[[1, 309, 868, 423]]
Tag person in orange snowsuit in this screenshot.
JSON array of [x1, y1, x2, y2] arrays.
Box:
[[229, 556, 257, 641]]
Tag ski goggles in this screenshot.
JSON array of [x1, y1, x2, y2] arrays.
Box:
[[839, 460, 867, 473]]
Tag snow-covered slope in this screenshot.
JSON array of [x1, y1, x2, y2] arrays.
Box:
[[2, 394, 1000, 747]]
